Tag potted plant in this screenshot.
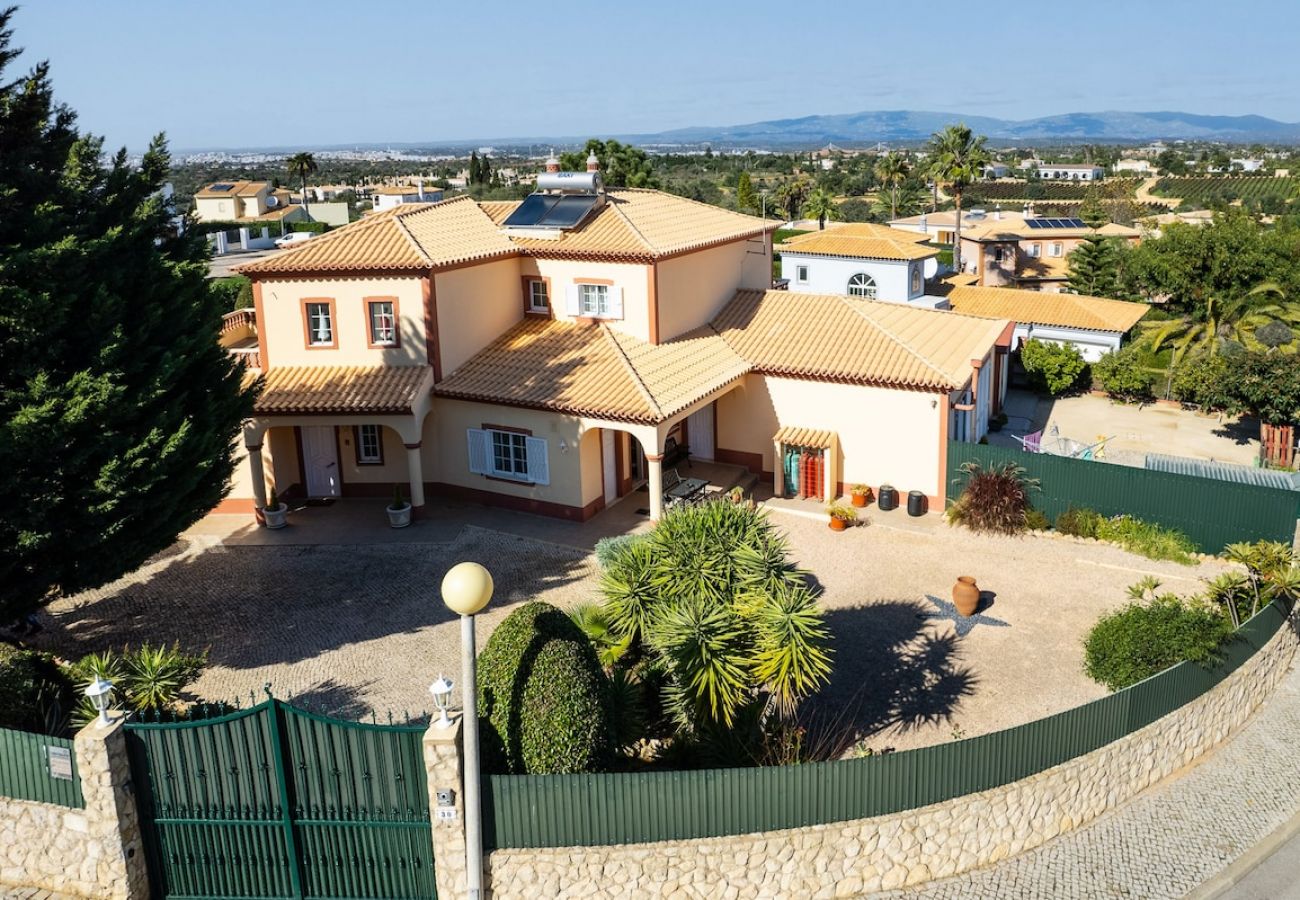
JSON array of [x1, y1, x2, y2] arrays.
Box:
[[387, 485, 412, 529], [849, 484, 873, 508], [263, 487, 288, 530], [827, 503, 857, 532]]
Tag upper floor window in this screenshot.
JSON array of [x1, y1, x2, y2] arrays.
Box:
[[566, 282, 623, 319], [355, 424, 383, 464], [1028, 242, 1041, 258], [847, 273, 877, 299], [528, 279, 549, 313], [1049, 242, 1064, 257], [305, 300, 335, 347], [796, 265, 809, 283], [993, 247, 1006, 263], [367, 299, 398, 347]]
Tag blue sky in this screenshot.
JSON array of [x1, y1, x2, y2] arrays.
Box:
[[12, 0, 1299, 151]]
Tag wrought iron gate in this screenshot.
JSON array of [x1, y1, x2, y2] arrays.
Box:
[[125, 696, 435, 899]]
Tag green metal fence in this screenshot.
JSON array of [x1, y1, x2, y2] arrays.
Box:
[[125, 697, 435, 899], [484, 599, 1290, 850], [0, 727, 83, 808], [947, 441, 1300, 553]]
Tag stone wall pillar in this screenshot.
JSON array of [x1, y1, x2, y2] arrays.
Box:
[[74, 713, 149, 899], [424, 714, 469, 900]]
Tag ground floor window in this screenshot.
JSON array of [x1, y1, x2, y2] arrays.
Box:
[[466, 428, 550, 484], [355, 424, 383, 464]]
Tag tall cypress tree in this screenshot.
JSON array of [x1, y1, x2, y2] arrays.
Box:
[[0, 8, 256, 621]]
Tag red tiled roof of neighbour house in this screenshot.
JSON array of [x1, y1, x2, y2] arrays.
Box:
[[235, 197, 517, 275], [253, 365, 432, 415], [947, 286, 1150, 334], [432, 317, 750, 424], [777, 224, 938, 261], [712, 290, 1009, 391]]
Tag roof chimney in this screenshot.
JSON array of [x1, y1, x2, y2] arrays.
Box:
[[545, 154, 560, 174], [416, 177, 425, 201], [993, 204, 1002, 221], [586, 151, 600, 173], [1023, 203, 1034, 219]]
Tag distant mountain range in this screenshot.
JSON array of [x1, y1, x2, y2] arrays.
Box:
[[620, 110, 1300, 147]]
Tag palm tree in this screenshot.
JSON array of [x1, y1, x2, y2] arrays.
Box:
[[925, 124, 991, 275], [1146, 282, 1300, 363], [286, 152, 318, 221], [803, 188, 840, 230], [873, 152, 910, 220]]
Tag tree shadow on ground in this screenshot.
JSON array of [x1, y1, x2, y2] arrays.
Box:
[[811, 599, 979, 745], [1211, 414, 1260, 447]]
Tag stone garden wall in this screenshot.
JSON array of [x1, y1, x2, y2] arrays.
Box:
[[484, 617, 1299, 899], [0, 718, 147, 899]]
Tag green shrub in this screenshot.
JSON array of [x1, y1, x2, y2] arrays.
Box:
[[1093, 348, 1156, 403], [0, 645, 74, 735], [1084, 592, 1232, 691], [1055, 506, 1103, 538], [594, 533, 648, 570], [477, 601, 613, 775], [1024, 508, 1051, 531], [1095, 515, 1197, 565], [289, 221, 329, 234], [1020, 339, 1089, 395], [1170, 353, 1235, 411], [211, 275, 253, 311], [945, 461, 1039, 534], [66, 643, 207, 725]]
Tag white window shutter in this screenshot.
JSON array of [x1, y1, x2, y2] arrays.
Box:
[[525, 436, 549, 485], [565, 284, 580, 316], [606, 286, 623, 319], [467, 429, 491, 475]]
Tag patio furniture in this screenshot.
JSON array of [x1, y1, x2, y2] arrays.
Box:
[[663, 436, 691, 469], [663, 469, 708, 508]]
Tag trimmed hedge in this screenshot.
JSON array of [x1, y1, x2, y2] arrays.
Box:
[[1083, 596, 1232, 691], [477, 602, 613, 775]]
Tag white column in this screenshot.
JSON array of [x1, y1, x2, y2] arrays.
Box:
[[247, 442, 268, 511], [405, 442, 426, 513], [647, 453, 664, 521], [773, 440, 783, 498]]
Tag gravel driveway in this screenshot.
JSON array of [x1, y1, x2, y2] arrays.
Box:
[[32, 511, 1230, 751]]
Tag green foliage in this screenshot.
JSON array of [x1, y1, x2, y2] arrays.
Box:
[[925, 124, 991, 273], [1019, 339, 1089, 395], [567, 602, 631, 670], [1066, 235, 1124, 297], [1213, 541, 1300, 627], [1083, 587, 1231, 691], [0, 644, 74, 735], [594, 533, 648, 570], [560, 139, 657, 188], [1055, 506, 1103, 538], [735, 171, 757, 214], [289, 221, 329, 234], [66, 643, 207, 726], [210, 275, 254, 311], [873, 152, 911, 219], [803, 188, 839, 229], [0, 13, 258, 622], [599, 502, 832, 735], [476, 602, 613, 775], [1024, 508, 1051, 531], [1095, 515, 1197, 565], [945, 461, 1039, 534], [1223, 351, 1300, 426], [1093, 348, 1156, 402], [1170, 353, 1236, 411]]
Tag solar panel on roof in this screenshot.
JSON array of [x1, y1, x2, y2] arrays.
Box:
[[502, 193, 558, 228], [209, 183, 235, 192], [502, 192, 602, 230], [542, 194, 600, 228]]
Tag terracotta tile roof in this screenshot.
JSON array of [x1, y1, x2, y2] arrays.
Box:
[[237, 204, 302, 223], [483, 189, 774, 261], [963, 219, 1141, 242], [773, 426, 836, 449], [254, 365, 432, 415], [196, 180, 270, 198], [712, 290, 1007, 391], [947, 286, 1149, 334], [235, 197, 516, 275], [778, 228, 938, 261], [433, 318, 749, 424]]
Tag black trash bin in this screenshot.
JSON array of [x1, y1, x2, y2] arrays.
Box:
[[907, 490, 927, 517], [877, 485, 898, 511]]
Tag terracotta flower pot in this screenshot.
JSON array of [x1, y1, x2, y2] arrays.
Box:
[[851, 493, 868, 508], [953, 576, 979, 616], [828, 517, 847, 532]]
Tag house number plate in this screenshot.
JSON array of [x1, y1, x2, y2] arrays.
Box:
[[47, 746, 73, 781], [436, 806, 458, 821]]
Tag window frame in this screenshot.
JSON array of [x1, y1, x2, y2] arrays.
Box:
[[795, 265, 809, 283], [1028, 242, 1041, 258], [1050, 242, 1064, 257], [354, 424, 385, 465], [490, 429, 530, 480], [302, 298, 337, 349], [523, 276, 552, 316], [365, 297, 400, 349], [847, 272, 877, 299], [579, 283, 610, 316]]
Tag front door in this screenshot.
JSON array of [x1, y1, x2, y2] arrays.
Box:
[[602, 429, 617, 503], [687, 404, 715, 460], [301, 426, 341, 498]]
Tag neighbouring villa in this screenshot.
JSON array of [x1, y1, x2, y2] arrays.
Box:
[[225, 158, 1016, 523]]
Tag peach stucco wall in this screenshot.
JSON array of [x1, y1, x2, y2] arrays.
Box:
[[338, 424, 409, 485], [715, 374, 944, 498], [435, 258, 524, 376], [530, 258, 653, 344], [654, 236, 771, 341], [424, 398, 598, 511], [259, 275, 429, 368]]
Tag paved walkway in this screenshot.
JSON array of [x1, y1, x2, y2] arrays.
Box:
[[878, 655, 1300, 899]]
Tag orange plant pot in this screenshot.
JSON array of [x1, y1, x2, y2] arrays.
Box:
[[828, 517, 847, 532], [953, 576, 979, 616]]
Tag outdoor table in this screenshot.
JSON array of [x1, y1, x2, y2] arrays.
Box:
[[664, 476, 708, 505]]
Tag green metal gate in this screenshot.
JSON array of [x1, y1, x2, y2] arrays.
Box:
[[125, 696, 435, 899]]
